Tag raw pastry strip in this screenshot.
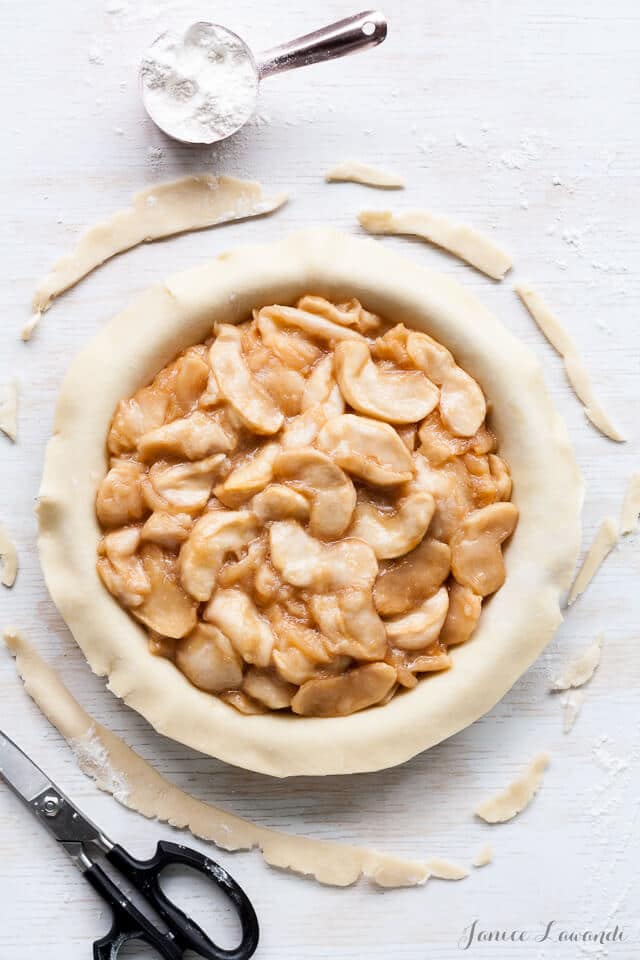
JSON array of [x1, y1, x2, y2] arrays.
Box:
[[474, 753, 549, 824], [551, 633, 603, 691], [561, 690, 585, 734], [0, 523, 18, 587], [358, 209, 512, 280], [567, 518, 618, 606], [425, 857, 469, 880], [0, 379, 19, 442], [471, 844, 493, 868], [325, 161, 404, 189], [26, 175, 288, 339], [4, 629, 428, 889], [620, 472, 640, 535], [515, 283, 624, 443]]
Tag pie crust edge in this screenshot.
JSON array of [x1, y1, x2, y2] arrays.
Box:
[[37, 228, 583, 777]]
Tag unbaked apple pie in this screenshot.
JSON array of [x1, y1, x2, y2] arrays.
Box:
[[96, 295, 518, 717]]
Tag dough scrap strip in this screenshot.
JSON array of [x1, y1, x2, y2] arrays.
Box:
[[0, 523, 18, 587], [551, 634, 603, 734], [567, 517, 618, 606], [26, 175, 288, 340], [471, 843, 493, 868], [474, 753, 549, 823], [4, 629, 428, 889], [425, 857, 468, 880], [515, 283, 625, 443], [358, 209, 512, 280], [551, 633, 603, 691], [325, 161, 404, 189], [0, 378, 19, 442], [561, 689, 585, 734], [620, 472, 640, 535]]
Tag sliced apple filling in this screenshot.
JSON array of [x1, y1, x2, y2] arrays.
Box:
[[96, 296, 518, 717]]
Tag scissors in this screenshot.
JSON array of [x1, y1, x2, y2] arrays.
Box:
[[0, 730, 259, 959]]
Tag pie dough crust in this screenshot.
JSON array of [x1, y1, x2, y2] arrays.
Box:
[[4, 630, 427, 888], [37, 228, 582, 777]]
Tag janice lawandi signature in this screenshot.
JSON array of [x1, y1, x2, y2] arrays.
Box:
[[459, 919, 625, 950]]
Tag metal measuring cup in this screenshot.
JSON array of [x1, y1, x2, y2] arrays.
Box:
[[141, 11, 387, 144]]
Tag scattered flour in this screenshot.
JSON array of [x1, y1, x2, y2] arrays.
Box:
[[591, 260, 629, 275], [69, 726, 130, 803], [147, 145, 164, 168], [88, 45, 104, 66], [500, 151, 524, 170], [519, 132, 544, 160], [250, 111, 271, 127], [587, 736, 632, 824], [562, 226, 586, 249], [593, 739, 629, 778]]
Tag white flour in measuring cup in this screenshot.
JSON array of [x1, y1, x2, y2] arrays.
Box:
[[141, 23, 259, 144]]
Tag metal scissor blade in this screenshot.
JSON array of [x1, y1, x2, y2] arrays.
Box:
[[0, 730, 51, 802], [0, 730, 110, 858]]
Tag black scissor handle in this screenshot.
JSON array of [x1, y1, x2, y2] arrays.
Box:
[[106, 841, 259, 960], [85, 861, 182, 960]]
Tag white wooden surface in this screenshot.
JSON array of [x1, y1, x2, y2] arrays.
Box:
[[1, 0, 639, 956]]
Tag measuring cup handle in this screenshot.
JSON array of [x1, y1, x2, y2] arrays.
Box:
[[256, 10, 387, 79]]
